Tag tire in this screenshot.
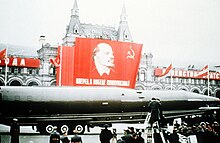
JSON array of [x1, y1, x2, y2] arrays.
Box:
[[75, 124, 85, 134], [60, 125, 69, 133], [45, 125, 54, 134]]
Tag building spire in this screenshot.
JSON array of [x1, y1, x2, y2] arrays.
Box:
[[63, 0, 81, 46], [120, 3, 127, 22], [118, 3, 132, 42], [71, 0, 79, 16]]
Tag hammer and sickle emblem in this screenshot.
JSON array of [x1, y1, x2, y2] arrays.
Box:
[[127, 46, 135, 59]]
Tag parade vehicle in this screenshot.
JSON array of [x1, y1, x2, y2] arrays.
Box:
[[0, 86, 219, 135]]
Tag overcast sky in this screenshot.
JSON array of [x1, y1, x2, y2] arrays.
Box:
[[0, 0, 220, 69]]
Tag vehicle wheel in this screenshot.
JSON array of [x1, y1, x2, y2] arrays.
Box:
[[75, 124, 85, 134], [61, 125, 69, 133], [46, 125, 54, 134]]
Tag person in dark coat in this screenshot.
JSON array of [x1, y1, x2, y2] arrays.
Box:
[[99, 124, 113, 143], [148, 98, 162, 127], [127, 127, 135, 135], [49, 126, 60, 143], [71, 130, 83, 143], [136, 132, 144, 143], [121, 129, 139, 143], [121, 129, 132, 143], [153, 128, 163, 143], [61, 131, 70, 143], [10, 118, 20, 143], [167, 130, 180, 143]]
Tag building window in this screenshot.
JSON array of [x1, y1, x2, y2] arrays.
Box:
[[200, 79, 204, 84], [124, 30, 128, 39], [188, 79, 191, 84], [191, 79, 194, 84], [18, 68, 21, 74], [29, 69, 32, 74], [11, 67, 15, 73], [196, 79, 199, 85], [14, 68, 18, 74], [209, 80, 214, 85], [74, 24, 79, 34], [33, 69, 36, 74], [24, 68, 27, 74], [140, 70, 145, 82], [36, 69, 39, 75], [2, 67, 6, 73], [167, 78, 170, 83], [168, 78, 171, 83], [159, 78, 165, 83], [49, 68, 54, 75], [137, 71, 140, 81], [175, 78, 179, 83]]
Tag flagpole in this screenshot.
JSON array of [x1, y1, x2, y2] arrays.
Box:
[[4, 45, 8, 86], [59, 45, 62, 86], [171, 69, 173, 90], [207, 65, 210, 96]]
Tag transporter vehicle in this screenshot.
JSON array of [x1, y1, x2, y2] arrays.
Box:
[[0, 86, 219, 134]]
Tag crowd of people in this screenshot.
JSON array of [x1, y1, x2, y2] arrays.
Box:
[[57, 124, 145, 143], [169, 120, 220, 143], [146, 97, 220, 143], [119, 127, 145, 143], [50, 128, 83, 143], [99, 125, 145, 143], [52, 120, 220, 143]]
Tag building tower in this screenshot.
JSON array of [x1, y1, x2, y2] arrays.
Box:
[[63, 0, 81, 46], [117, 4, 132, 42], [62, 0, 133, 46], [37, 36, 57, 86]]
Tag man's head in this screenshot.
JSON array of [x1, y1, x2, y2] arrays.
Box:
[[62, 131, 68, 135], [73, 130, 79, 134], [93, 43, 115, 68], [128, 127, 134, 132], [103, 124, 110, 129]]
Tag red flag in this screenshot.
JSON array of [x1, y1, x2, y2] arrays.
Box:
[[50, 56, 60, 67], [201, 65, 208, 71], [196, 65, 209, 77], [158, 64, 173, 80], [0, 48, 6, 59], [160, 64, 173, 76]]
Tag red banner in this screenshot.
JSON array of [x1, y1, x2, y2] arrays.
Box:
[[56, 46, 75, 86], [155, 68, 220, 80], [73, 38, 142, 88], [0, 57, 40, 68], [57, 38, 143, 88]]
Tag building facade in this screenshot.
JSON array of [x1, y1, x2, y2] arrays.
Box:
[[136, 53, 220, 98], [0, 0, 219, 98]]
